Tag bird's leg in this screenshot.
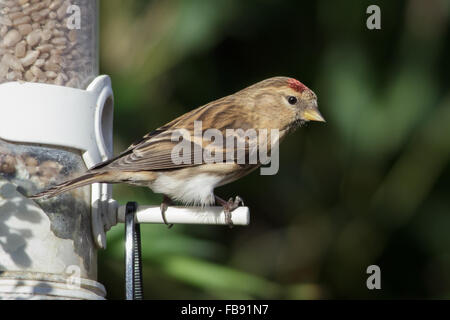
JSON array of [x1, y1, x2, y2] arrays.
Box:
[[215, 195, 244, 228], [160, 195, 174, 229]]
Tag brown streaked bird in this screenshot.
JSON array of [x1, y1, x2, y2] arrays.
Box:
[[30, 77, 325, 226]]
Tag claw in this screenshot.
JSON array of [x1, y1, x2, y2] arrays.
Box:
[[234, 196, 244, 207], [224, 209, 234, 228], [160, 195, 174, 229], [215, 195, 244, 228]]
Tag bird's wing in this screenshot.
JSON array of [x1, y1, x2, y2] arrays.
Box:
[[92, 96, 261, 172]]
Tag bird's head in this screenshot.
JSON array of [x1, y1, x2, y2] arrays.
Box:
[[244, 77, 325, 130], [284, 78, 325, 123]]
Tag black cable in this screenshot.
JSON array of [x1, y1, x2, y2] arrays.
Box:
[[133, 222, 144, 300], [125, 201, 144, 300]]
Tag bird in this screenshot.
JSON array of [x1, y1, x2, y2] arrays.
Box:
[[29, 76, 325, 226]]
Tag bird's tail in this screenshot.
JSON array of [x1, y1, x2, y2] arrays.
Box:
[[29, 171, 107, 199]]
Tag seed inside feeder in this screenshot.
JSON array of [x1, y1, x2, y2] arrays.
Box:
[[0, 0, 98, 89]]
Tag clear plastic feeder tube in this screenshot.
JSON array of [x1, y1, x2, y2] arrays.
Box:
[[0, 0, 107, 299], [0, 0, 98, 89]]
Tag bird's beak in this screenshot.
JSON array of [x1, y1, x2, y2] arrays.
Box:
[[301, 108, 326, 122]]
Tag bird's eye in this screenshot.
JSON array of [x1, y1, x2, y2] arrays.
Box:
[[287, 96, 298, 105]]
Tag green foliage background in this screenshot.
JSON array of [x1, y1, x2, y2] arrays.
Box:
[[97, 0, 450, 299]]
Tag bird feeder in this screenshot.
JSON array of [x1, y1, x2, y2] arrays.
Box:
[[0, 0, 113, 299], [0, 0, 250, 300]]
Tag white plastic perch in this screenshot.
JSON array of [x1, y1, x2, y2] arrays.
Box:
[[117, 205, 250, 226]]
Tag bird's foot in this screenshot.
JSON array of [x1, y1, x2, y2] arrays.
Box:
[[160, 195, 174, 229], [215, 195, 244, 228]]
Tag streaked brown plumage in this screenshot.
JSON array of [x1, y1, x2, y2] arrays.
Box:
[[30, 76, 325, 225]]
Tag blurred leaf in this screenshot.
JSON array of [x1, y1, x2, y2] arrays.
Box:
[[160, 255, 281, 298]]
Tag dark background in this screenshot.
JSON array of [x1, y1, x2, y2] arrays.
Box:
[[98, 0, 450, 299]]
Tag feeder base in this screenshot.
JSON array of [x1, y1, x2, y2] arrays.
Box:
[[0, 271, 106, 300]]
